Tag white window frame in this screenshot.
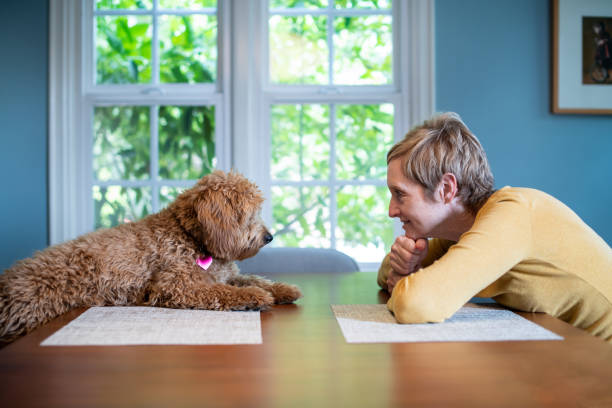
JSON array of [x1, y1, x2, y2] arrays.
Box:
[[50, 0, 434, 271]]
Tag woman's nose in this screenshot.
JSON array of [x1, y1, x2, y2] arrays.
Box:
[[389, 199, 400, 218]]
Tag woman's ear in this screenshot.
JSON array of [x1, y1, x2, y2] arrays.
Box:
[[439, 173, 458, 204]]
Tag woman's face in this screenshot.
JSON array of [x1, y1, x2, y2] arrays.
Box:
[[387, 159, 449, 240]]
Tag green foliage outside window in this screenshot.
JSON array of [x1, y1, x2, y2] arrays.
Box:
[[269, 2, 391, 85], [269, 0, 390, 9], [270, 103, 394, 257], [96, 8, 216, 84], [93, 105, 215, 228], [159, 15, 217, 84], [96, 16, 153, 84]]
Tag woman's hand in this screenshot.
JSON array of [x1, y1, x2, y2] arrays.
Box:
[[387, 237, 429, 293]]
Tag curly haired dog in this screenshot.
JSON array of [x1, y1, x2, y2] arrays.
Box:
[[0, 170, 302, 344]]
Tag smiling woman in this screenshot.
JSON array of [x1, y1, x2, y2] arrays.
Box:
[[377, 112, 612, 344]]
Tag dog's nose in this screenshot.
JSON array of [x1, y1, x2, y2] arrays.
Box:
[[264, 233, 273, 244]]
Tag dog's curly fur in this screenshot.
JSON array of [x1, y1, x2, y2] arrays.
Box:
[[0, 170, 302, 344]]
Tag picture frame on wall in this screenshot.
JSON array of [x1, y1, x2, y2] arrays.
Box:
[[552, 0, 612, 114]]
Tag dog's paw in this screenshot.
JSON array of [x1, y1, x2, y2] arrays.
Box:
[[269, 282, 303, 304], [232, 286, 275, 311]]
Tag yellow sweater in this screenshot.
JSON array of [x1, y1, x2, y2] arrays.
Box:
[[377, 187, 612, 343]]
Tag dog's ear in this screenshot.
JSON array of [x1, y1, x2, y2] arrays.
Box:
[[194, 188, 243, 236], [192, 190, 233, 259], [194, 170, 263, 230]]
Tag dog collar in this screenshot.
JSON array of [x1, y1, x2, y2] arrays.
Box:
[[197, 256, 213, 270]]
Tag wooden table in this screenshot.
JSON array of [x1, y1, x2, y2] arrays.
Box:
[[1, 272, 611, 408]]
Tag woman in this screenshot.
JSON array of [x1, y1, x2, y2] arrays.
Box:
[[378, 112, 612, 343]]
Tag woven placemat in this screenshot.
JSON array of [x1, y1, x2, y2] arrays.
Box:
[[331, 304, 563, 343], [41, 306, 262, 346]]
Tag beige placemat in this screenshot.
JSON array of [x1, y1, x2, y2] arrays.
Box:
[[41, 306, 262, 346], [331, 304, 563, 343]]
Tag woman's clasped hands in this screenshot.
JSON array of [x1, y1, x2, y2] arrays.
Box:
[[386, 236, 429, 293]]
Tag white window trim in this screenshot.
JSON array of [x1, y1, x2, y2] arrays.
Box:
[[49, 0, 88, 244], [49, 0, 435, 266]]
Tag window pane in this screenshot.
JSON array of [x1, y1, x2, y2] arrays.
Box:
[[271, 104, 329, 180], [333, 15, 391, 85], [159, 15, 217, 84], [269, 15, 328, 84], [270, 0, 328, 9], [94, 106, 150, 181], [335, 103, 393, 180], [158, 105, 216, 180], [160, 186, 186, 209], [94, 186, 152, 229], [336, 185, 392, 263], [334, 0, 391, 9], [96, 0, 152, 9], [272, 186, 330, 247], [96, 16, 152, 84], [159, 0, 217, 8]]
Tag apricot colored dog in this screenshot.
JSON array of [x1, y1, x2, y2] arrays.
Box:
[[0, 170, 302, 344]]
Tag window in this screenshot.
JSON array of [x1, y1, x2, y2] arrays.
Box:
[[264, 1, 395, 266], [49, 0, 433, 270], [90, 0, 225, 228]]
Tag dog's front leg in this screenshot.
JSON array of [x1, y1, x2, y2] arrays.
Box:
[[145, 279, 275, 311], [227, 275, 302, 305]]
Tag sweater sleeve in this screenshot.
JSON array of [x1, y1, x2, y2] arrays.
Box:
[[387, 194, 532, 323], [376, 238, 454, 289]]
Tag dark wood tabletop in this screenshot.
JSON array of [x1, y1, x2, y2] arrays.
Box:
[[1, 272, 611, 408]]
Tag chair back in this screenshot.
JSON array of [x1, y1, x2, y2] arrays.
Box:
[[237, 247, 359, 277]]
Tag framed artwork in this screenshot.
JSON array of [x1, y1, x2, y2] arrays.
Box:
[[552, 0, 612, 114]]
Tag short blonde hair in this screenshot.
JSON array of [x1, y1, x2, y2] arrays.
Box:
[[387, 112, 494, 213]]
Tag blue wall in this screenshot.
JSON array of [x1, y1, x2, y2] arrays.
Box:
[[0, 0, 49, 271], [436, 0, 612, 244]]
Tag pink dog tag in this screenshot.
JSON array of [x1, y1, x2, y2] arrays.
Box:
[[197, 256, 213, 270]]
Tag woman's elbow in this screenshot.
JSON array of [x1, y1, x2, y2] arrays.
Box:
[[391, 292, 451, 324]]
